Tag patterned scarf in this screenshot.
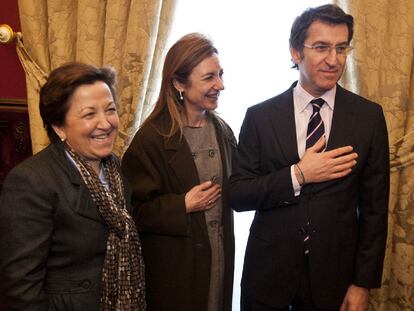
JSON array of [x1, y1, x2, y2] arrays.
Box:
[[65, 143, 146, 311]]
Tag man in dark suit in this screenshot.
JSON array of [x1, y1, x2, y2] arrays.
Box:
[[229, 4, 389, 311]]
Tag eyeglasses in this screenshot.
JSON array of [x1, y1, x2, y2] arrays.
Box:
[[303, 44, 353, 56]]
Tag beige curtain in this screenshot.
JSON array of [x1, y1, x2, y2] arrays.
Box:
[[334, 0, 414, 310], [17, 0, 177, 156]]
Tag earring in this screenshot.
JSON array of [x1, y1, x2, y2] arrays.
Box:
[[60, 137, 66, 142], [179, 91, 183, 101]]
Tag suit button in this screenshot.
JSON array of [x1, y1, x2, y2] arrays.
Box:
[[81, 280, 91, 289], [208, 149, 215, 157]]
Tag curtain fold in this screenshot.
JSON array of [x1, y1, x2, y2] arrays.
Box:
[[17, 0, 177, 155], [334, 0, 414, 310], [15, 34, 48, 152]]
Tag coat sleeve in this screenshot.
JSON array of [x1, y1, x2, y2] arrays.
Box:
[[229, 107, 297, 212], [0, 165, 53, 311], [121, 133, 190, 237], [353, 105, 390, 288]]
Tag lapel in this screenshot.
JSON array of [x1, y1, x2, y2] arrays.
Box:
[[50, 143, 105, 224], [163, 129, 200, 191], [162, 119, 210, 239], [212, 117, 235, 238], [311, 84, 357, 192], [326, 84, 356, 151], [270, 82, 300, 164]]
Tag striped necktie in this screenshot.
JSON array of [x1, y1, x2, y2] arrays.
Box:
[[306, 98, 325, 149], [303, 98, 325, 255]]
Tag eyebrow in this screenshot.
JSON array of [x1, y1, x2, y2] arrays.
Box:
[[78, 101, 115, 113], [200, 69, 224, 78], [201, 71, 215, 76], [311, 40, 349, 46]]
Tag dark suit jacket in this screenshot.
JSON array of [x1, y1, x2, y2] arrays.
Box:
[[229, 82, 390, 309], [0, 142, 131, 311], [121, 112, 236, 311]]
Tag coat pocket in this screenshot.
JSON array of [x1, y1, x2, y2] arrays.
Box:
[[46, 278, 101, 311], [45, 278, 92, 294]]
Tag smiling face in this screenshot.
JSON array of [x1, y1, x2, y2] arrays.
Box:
[[176, 53, 224, 117], [52, 81, 119, 171], [291, 20, 349, 97]]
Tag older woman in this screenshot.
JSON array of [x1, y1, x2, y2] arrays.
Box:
[[0, 63, 145, 311], [121, 33, 236, 311]]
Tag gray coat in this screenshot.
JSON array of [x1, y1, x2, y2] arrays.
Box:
[[0, 142, 131, 311]]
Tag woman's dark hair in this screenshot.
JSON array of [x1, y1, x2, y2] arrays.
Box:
[[143, 32, 218, 138], [39, 62, 117, 142], [289, 4, 354, 69]]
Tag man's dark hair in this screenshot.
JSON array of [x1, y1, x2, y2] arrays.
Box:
[[289, 4, 354, 69]]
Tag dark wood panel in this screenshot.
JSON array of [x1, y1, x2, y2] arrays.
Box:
[[0, 102, 32, 191]]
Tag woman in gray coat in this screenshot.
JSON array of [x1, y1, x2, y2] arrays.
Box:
[[0, 62, 145, 311], [122, 33, 236, 311]]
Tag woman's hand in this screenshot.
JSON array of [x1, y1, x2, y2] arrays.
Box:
[[185, 181, 221, 213]]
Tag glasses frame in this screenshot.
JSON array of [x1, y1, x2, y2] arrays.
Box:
[[303, 43, 354, 56]]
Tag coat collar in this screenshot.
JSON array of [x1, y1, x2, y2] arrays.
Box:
[[49, 143, 106, 224], [303, 84, 357, 192], [162, 127, 200, 192], [270, 81, 300, 164], [326, 84, 356, 151], [268, 82, 356, 166]]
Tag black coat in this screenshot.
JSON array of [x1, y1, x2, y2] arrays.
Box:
[[230, 83, 390, 309], [0, 142, 131, 311], [122, 112, 236, 311]]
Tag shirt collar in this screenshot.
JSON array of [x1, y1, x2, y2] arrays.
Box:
[[64, 150, 108, 189], [294, 82, 336, 112]]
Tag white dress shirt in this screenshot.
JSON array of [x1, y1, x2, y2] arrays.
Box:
[[290, 82, 336, 195]]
